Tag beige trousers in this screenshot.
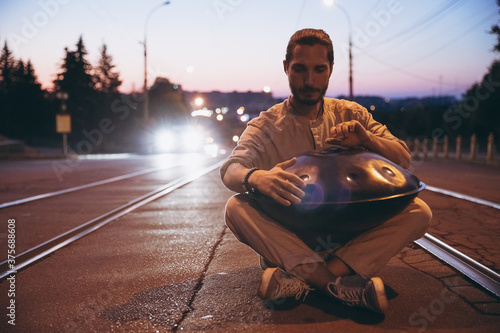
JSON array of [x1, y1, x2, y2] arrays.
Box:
[[225, 194, 432, 278]]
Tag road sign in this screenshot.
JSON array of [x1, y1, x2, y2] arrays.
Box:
[[56, 114, 71, 134]]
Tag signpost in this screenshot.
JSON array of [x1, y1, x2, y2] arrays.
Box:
[[56, 92, 70, 156], [56, 114, 71, 156]]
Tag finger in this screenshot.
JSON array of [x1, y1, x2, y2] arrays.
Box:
[[282, 173, 307, 189], [330, 128, 340, 140], [349, 120, 356, 132], [277, 186, 302, 205], [340, 124, 349, 138], [326, 137, 342, 145], [276, 157, 297, 170], [272, 188, 292, 206], [281, 178, 305, 197], [335, 125, 346, 139]]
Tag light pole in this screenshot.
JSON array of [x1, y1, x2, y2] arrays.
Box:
[[143, 1, 170, 121], [325, 0, 353, 101]]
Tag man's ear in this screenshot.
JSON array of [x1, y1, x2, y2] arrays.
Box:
[[283, 60, 288, 74]]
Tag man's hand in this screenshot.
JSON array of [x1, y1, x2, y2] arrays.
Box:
[[249, 158, 306, 207], [327, 120, 370, 147]]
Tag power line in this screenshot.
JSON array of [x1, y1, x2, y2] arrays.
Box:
[[354, 1, 498, 87], [356, 0, 385, 27], [396, 11, 498, 68], [358, 48, 461, 86], [372, 0, 468, 47]]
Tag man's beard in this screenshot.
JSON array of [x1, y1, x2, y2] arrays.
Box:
[[289, 83, 328, 106]]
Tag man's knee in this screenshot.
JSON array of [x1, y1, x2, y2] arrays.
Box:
[[412, 197, 433, 238], [225, 194, 246, 224], [224, 195, 239, 228], [224, 194, 250, 243]]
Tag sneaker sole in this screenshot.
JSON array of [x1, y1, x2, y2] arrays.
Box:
[[257, 268, 278, 300], [370, 277, 389, 314]]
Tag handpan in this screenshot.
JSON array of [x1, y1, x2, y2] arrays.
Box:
[[251, 146, 425, 232]]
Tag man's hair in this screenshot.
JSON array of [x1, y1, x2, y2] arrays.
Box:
[[285, 28, 334, 65]]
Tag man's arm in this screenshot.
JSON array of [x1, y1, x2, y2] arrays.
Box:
[[328, 120, 411, 168], [222, 158, 306, 206]]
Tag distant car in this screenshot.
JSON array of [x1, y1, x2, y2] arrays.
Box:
[[152, 125, 206, 153]]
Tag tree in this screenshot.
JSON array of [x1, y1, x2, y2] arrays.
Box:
[[149, 77, 190, 123], [0, 47, 51, 141], [94, 43, 122, 95], [455, 60, 500, 144], [0, 42, 15, 93], [452, 2, 500, 148], [54, 36, 95, 94], [53, 36, 98, 137], [490, 0, 500, 53], [11, 59, 52, 140]]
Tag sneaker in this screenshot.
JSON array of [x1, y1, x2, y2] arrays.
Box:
[[257, 267, 313, 301], [327, 275, 389, 314]]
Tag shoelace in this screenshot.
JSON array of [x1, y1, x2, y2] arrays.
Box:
[[276, 277, 313, 300], [337, 287, 365, 306], [329, 277, 371, 308]]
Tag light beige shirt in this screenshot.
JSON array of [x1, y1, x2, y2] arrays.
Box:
[[220, 97, 408, 178]]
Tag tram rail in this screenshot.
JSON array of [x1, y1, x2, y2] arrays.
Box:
[[0, 161, 223, 280], [0, 161, 189, 210], [1, 162, 499, 300]]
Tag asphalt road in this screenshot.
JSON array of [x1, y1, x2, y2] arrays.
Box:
[[0, 154, 499, 332]]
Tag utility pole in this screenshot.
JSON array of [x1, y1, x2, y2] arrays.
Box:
[[143, 1, 170, 121], [326, 1, 354, 101], [348, 36, 353, 101]]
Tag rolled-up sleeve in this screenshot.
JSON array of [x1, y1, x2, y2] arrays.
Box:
[[337, 101, 409, 154], [219, 124, 271, 180]]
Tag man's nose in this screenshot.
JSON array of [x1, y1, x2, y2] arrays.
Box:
[[304, 70, 314, 85]]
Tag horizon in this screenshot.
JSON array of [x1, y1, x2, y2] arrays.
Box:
[[1, 0, 498, 100]]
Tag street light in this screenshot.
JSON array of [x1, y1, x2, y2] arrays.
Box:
[[324, 0, 353, 101], [195, 97, 204, 107], [143, 1, 170, 121]]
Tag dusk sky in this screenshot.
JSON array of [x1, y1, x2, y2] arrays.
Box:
[[1, 0, 498, 99]]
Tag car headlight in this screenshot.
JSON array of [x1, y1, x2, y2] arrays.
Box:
[[155, 130, 175, 152], [181, 129, 203, 151]]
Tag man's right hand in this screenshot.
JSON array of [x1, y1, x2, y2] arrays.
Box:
[[248, 158, 306, 207]]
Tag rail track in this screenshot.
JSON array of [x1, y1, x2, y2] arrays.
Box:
[[1, 159, 499, 299], [0, 159, 223, 279]]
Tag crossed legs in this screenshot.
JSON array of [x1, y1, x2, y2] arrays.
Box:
[[225, 194, 432, 291]]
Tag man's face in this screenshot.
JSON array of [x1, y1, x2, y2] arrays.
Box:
[[284, 44, 333, 106]]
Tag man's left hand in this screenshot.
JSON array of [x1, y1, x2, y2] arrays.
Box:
[[327, 120, 370, 147]]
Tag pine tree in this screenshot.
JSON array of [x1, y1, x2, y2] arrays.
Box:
[[54, 36, 95, 95], [11, 59, 50, 139], [0, 42, 15, 94], [53, 36, 98, 137], [0, 42, 15, 138], [94, 43, 122, 95]]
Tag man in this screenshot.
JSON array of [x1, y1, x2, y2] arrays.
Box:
[[220, 28, 432, 314]]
